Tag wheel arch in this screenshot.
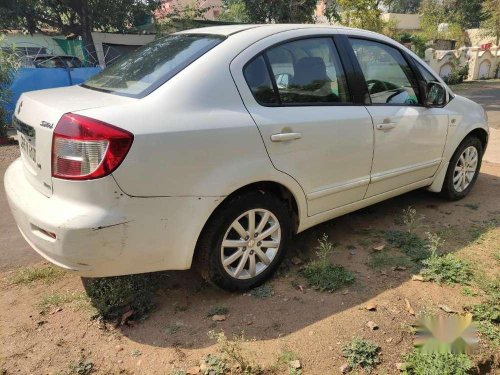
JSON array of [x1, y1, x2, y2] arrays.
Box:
[[428, 126, 488, 193], [191, 180, 302, 271]]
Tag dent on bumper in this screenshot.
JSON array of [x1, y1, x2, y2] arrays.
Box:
[[4, 158, 223, 277]]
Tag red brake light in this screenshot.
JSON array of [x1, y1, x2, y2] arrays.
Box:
[[52, 113, 133, 180]]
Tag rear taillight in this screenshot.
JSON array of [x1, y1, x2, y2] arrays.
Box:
[[52, 113, 133, 180]]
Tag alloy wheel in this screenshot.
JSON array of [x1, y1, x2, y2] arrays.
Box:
[[453, 146, 479, 193], [221, 209, 281, 280]]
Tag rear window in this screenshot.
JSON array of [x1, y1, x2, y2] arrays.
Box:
[[83, 34, 225, 98]]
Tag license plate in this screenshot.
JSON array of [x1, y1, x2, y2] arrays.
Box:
[[19, 133, 37, 164]]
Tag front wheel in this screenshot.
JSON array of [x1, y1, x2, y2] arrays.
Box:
[[440, 136, 483, 201], [195, 191, 292, 291]]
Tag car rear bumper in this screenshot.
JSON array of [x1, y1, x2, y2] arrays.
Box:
[[4, 158, 222, 277]]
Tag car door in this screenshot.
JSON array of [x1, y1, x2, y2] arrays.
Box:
[[231, 34, 374, 216], [347, 37, 449, 197]]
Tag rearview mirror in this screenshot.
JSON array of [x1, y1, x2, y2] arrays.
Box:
[[425, 82, 447, 108]]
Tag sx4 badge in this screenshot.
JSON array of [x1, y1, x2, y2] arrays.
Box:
[[40, 121, 54, 129]]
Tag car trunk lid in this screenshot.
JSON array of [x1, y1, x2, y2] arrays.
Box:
[[13, 85, 134, 197]]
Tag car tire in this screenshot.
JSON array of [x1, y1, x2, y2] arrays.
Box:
[[195, 190, 292, 291], [440, 136, 483, 201]]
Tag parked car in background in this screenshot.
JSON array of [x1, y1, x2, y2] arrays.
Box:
[[20, 54, 83, 69], [4, 24, 488, 291]]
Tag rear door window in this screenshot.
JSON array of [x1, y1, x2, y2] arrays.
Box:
[[243, 38, 351, 106], [267, 38, 350, 104]]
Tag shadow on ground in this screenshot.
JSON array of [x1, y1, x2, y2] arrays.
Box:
[[84, 168, 500, 350]]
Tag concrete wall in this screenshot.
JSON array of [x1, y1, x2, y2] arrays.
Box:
[[380, 13, 421, 31], [425, 46, 499, 80]]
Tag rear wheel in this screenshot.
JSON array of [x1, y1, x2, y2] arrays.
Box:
[[440, 136, 483, 201], [195, 191, 292, 291]]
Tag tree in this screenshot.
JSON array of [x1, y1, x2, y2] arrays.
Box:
[[242, 0, 318, 23], [337, 0, 385, 32], [419, 0, 485, 45], [218, 0, 250, 23], [0, 35, 20, 137], [383, 0, 421, 14], [452, 0, 485, 30], [482, 0, 500, 45], [0, 0, 160, 63]]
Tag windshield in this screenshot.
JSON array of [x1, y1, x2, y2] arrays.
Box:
[[83, 34, 225, 97]]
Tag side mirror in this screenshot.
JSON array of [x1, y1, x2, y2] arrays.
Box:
[[425, 82, 447, 108]]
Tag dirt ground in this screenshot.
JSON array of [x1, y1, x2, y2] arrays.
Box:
[[1, 82, 499, 375], [1, 161, 499, 375]]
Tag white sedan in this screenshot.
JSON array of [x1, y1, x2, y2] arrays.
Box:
[[4, 24, 488, 291]]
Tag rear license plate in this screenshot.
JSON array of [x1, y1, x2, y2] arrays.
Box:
[[19, 132, 37, 164]]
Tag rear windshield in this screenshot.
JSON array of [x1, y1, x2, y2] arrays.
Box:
[[83, 34, 225, 98]]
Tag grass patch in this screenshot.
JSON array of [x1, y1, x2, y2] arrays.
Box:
[[342, 337, 380, 371], [37, 292, 88, 314], [276, 349, 302, 375], [384, 231, 430, 261], [209, 331, 260, 374], [464, 203, 480, 210], [201, 354, 227, 375], [164, 321, 184, 335], [367, 251, 415, 269], [250, 284, 274, 299], [68, 358, 94, 375], [82, 273, 167, 321], [420, 254, 473, 285], [207, 306, 229, 318], [302, 234, 355, 292], [10, 265, 65, 285], [402, 350, 472, 375], [467, 285, 499, 347]]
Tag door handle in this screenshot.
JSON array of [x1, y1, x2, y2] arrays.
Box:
[[376, 122, 396, 131], [270, 132, 302, 142]]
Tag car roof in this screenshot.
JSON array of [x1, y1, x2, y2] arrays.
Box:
[[179, 23, 378, 37]]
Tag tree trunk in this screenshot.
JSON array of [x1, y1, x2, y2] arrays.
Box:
[[79, 0, 99, 67]]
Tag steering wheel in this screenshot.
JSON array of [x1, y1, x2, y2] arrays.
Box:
[[366, 79, 388, 94]]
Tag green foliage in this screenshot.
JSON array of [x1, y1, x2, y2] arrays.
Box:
[[207, 306, 229, 317], [37, 292, 88, 314], [443, 61, 469, 85], [384, 0, 421, 13], [481, 0, 500, 46], [10, 265, 66, 285], [342, 337, 380, 371], [68, 359, 94, 375], [303, 235, 355, 291], [201, 354, 227, 375], [0, 35, 19, 136], [467, 287, 500, 346], [0, 0, 160, 58], [242, 0, 319, 23], [367, 252, 415, 269], [250, 284, 274, 299], [395, 33, 428, 57], [402, 350, 473, 375], [218, 1, 250, 23], [421, 254, 473, 285], [83, 273, 166, 320], [384, 231, 430, 261], [208, 331, 260, 374], [276, 349, 302, 375], [337, 0, 385, 32], [0, 0, 160, 34]]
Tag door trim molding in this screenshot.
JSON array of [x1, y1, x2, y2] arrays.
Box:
[[371, 158, 442, 183], [307, 177, 370, 201]]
